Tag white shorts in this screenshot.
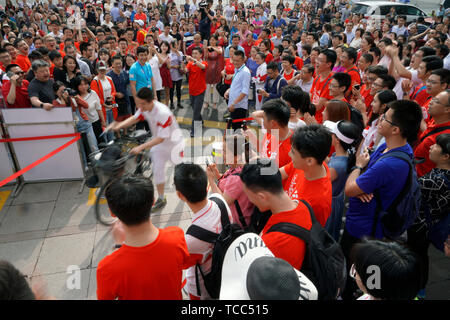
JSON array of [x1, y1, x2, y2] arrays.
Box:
[[150, 141, 184, 185]]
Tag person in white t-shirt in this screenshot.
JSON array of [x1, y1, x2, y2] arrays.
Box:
[[174, 163, 234, 300], [107, 87, 184, 212], [281, 84, 308, 130]]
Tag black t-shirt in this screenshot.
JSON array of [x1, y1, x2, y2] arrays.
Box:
[[28, 78, 55, 104], [200, 9, 214, 32]]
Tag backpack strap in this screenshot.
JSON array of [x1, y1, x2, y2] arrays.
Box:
[[186, 225, 218, 243], [371, 151, 414, 237], [266, 199, 315, 244], [418, 126, 450, 144], [234, 200, 248, 228], [210, 196, 231, 229]]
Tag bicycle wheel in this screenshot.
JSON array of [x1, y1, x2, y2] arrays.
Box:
[[95, 178, 118, 226]]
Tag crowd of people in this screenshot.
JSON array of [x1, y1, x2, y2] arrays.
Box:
[[0, 0, 449, 301]]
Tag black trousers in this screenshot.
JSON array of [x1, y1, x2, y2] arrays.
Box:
[[170, 79, 182, 105], [92, 119, 104, 145], [230, 108, 248, 130], [340, 228, 362, 300], [407, 223, 430, 290]]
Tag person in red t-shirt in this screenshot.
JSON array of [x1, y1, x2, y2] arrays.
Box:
[[97, 175, 192, 300], [341, 47, 361, 92], [310, 49, 336, 123], [280, 125, 333, 227], [1, 64, 32, 109], [414, 89, 450, 177], [239, 159, 312, 270], [329, 72, 351, 103], [247, 99, 293, 169], [184, 47, 208, 136], [13, 39, 31, 73]]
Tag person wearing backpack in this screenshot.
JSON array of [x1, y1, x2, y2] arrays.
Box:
[[174, 163, 234, 300], [342, 99, 423, 300], [239, 159, 312, 271], [407, 133, 450, 300]]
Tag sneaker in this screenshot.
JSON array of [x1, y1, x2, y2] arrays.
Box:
[[170, 103, 175, 110], [151, 196, 167, 212], [177, 104, 183, 109]]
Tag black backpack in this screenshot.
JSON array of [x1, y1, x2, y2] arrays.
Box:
[[186, 196, 247, 299], [232, 173, 272, 234], [266, 199, 347, 300], [344, 101, 365, 133]]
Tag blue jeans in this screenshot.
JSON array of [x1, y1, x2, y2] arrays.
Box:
[[105, 109, 115, 142], [76, 119, 98, 168]]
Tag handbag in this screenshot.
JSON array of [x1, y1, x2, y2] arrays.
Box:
[[216, 80, 229, 97]]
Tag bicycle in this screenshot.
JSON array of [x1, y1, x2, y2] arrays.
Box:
[[87, 129, 153, 225]]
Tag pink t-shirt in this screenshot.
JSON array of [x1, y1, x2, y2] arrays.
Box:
[[217, 167, 254, 229]]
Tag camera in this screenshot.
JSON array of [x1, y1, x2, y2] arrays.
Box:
[[64, 88, 77, 96], [199, 1, 209, 8], [105, 96, 113, 105], [354, 84, 360, 90]]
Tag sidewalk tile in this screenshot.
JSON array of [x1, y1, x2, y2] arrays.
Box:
[[31, 268, 91, 300], [0, 202, 55, 235], [48, 197, 97, 229], [33, 232, 96, 276], [0, 238, 44, 276], [12, 182, 62, 205], [87, 267, 97, 300]]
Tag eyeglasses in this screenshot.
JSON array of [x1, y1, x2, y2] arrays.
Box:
[[381, 113, 397, 126], [431, 98, 450, 107], [15, 71, 24, 75], [372, 82, 382, 87], [426, 79, 443, 85]]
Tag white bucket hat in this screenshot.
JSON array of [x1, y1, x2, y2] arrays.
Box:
[[220, 233, 318, 300]]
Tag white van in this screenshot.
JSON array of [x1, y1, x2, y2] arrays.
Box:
[[351, 1, 428, 23]]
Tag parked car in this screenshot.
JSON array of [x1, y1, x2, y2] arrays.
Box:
[[351, 1, 428, 23]]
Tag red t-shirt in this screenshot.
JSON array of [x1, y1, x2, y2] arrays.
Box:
[[187, 60, 208, 96], [224, 58, 235, 85], [294, 56, 304, 71], [96, 226, 191, 300], [361, 83, 374, 114], [261, 201, 312, 270], [15, 54, 31, 73], [261, 130, 293, 169], [265, 52, 274, 64], [282, 162, 332, 227], [411, 84, 431, 107], [310, 72, 334, 123], [414, 120, 450, 177], [1, 80, 32, 108]]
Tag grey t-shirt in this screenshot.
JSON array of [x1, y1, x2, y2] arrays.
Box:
[[28, 78, 55, 104]]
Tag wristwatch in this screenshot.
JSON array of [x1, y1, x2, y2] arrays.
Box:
[[351, 166, 364, 172], [40, 103, 44, 108]]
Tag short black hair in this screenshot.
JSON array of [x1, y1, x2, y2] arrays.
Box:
[[379, 37, 393, 46], [105, 175, 154, 226], [388, 100, 423, 144], [351, 240, 421, 300], [0, 260, 35, 300], [369, 46, 381, 58], [436, 133, 450, 156], [192, 47, 203, 55], [5, 63, 19, 73], [320, 48, 337, 70], [377, 74, 396, 90], [262, 99, 290, 127], [266, 61, 279, 71], [361, 53, 374, 64], [332, 72, 352, 92], [343, 47, 357, 64], [367, 65, 388, 76], [48, 50, 62, 62], [291, 124, 332, 164], [302, 44, 312, 55], [136, 87, 154, 102], [136, 46, 149, 55], [174, 163, 207, 203], [281, 55, 295, 64], [417, 46, 436, 57], [281, 85, 311, 114], [431, 68, 450, 86], [239, 159, 283, 194], [421, 55, 443, 73]]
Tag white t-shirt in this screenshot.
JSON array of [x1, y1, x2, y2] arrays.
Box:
[[133, 100, 183, 147], [288, 119, 307, 130], [185, 194, 234, 298], [149, 55, 163, 91], [99, 77, 112, 100], [159, 33, 174, 43], [224, 5, 235, 21], [82, 91, 102, 123]]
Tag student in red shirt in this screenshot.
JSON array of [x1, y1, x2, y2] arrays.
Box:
[[13, 39, 31, 73], [184, 47, 208, 137], [310, 49, 336, 123], [414, 88, 450, 177], [1, 64, 32, 108], [247, 99, 293, 168], [97, 175, 192, 300], [329, 72, 351, 103], [341, 47, 361, 90], [239, 159, 312, 270], [280, 125, 333, 227]]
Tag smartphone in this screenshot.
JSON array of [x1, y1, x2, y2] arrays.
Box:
[[354, 84, 360, 90]]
